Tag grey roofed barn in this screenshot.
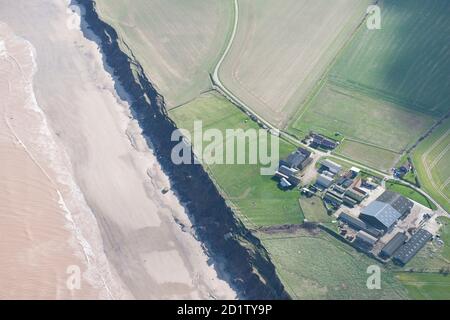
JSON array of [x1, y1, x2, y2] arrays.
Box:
[[279, 177, 292, 188], [393, 229, 432, 265], [360, 201, 401, 230], [280, 147, 312, 170], [377, 190, 413, 216], [380, 232, 408, 258], [316, 174, 334, 188], [356, 230, 377, 245], [360, 191, 413, 231], [278, 165, 298, 176], [338, 212, 383, 238], [320, 159, 342, 174]]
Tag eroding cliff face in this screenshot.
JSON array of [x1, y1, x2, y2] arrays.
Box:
[[77, 0, 289, 299]]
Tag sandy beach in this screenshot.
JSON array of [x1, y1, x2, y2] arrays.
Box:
[[0, 0, 235, 299], [0, 22, 103, 299]]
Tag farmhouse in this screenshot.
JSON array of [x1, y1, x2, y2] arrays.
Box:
[[280, 147, 312, 170], [275, 168, 301, 189], [393, 229, 433, 265], [274, 147, 312, 189], [320, 159, 342, 174], [360, 191, 413, 231]]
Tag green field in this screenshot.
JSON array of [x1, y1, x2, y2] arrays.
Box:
[[96, 0, 233, 108], [330, 0, 450, 116], [411, 118, 450, 213], [290, 85, 433, 153], [336, 140, 400, 172], [260, 228, 407, 299], [289, 0, 450, 173], [395, 272, 450, 300], [385, 180, 437, 210], [219, 0, 371, 127], [169, 92, 304, 227], [300, 196, 332, 224]]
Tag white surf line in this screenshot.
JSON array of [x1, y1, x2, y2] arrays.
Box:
[[3, 43, 115, 299], [4, 112, 115, 299]]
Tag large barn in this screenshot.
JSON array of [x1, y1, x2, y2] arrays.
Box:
[[359, 191, 413, 231]]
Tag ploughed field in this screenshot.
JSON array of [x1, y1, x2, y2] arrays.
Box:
[[219, 0, 371, 127], [289, 0, 450, 172]]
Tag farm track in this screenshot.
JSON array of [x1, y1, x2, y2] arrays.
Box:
[[211, 0, 387, 174]]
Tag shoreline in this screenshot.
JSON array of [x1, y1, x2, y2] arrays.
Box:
[[0, 21, 105, 299], [2, 0, 235, 299], [76, 0, 289, 299]]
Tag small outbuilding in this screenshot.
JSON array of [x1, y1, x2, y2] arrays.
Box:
[[316, 174, 334, 188], [320, 159, 342, 174]]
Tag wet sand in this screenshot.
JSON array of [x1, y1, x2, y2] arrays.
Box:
[[0, 0, 235, 299], [0, 22, 102, 299]]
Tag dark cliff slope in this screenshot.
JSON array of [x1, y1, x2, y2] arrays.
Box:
[[77, 0, 290, 299]]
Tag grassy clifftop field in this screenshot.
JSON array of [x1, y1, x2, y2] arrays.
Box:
[[95, 0, 233, 108], [169, 92, 303, 227], [260, 228, 408, 299]]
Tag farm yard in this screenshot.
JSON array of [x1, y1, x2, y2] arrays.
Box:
[[95, 0, 233, 108], [260, 228, 408, 299], [169, 92, 304, 227], [411, 118, 450, 213], [218, 0, 371, 127]]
